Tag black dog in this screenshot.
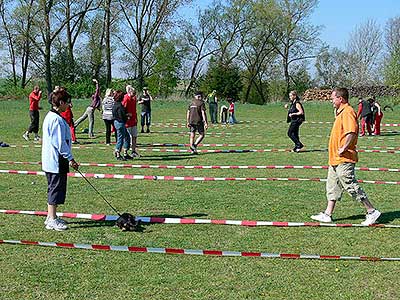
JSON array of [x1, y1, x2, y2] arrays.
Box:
[[115, 213, 140, 231]]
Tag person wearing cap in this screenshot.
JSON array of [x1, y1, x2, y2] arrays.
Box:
[[138, 87, 152, 133], [207, 90, 218, 124], [186, 91, 208, 154]]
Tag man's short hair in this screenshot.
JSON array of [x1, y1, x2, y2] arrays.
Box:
[[194, 91, 203, 97], [334, 88, 349, 101]]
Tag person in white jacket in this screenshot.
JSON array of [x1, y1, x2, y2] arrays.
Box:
[[42, 88, 79, 231]]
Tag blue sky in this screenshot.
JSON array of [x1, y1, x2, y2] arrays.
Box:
[[311, 0, 400, 49], [181, 0, 400, 49]]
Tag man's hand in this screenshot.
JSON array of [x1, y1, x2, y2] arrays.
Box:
[[338, 147, 346, 156], [92, 79, 98, 84], [70, 159, 79, 170], [204, 121, 208, 130]]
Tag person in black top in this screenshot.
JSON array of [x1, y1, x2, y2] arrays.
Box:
[[112, 91, 132, 160], [286, 90, 305, 152], [356, 98, 372, 136], [138, 87, 152, 133]]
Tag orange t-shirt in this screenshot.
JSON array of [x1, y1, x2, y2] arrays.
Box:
[[328, 103, 359, 166]]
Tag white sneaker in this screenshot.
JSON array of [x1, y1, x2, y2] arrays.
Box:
[[23, 133, 29, 141], [310, 212, 332, 223], [45, 218, 68, 231], [34, 136, 41, 141], [361, 210, 381, 226], [44, 216, 67, 226]]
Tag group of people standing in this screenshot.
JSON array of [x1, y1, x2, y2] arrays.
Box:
[[206, 90, 237, 125], [24, 81, 153, 161], [357, 97, 383, 136]]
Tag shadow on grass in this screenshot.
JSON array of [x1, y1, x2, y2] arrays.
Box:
[[334, 210, 400, 224], [69, 212, 208, 231], [296, 149, 328, 153]]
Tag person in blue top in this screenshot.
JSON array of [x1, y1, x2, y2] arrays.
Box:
[[42, 88, 79, 231]]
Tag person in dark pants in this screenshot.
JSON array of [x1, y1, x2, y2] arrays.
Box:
[[138, 87, 152, 133], [42, 88, 79, 231], [286, 90, 305, 152], [23, 86, 42, 141], [207, 90, 218, 124], [356, 98, 372, 136], [102, 88, 115, 145], [186, 91, 208, 154]]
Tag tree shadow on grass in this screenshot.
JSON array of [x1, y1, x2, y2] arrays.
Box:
[[296, 149, 328, 153], [334, 210, 400, 224]]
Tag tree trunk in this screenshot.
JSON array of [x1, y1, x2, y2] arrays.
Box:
[[44, 3, 52, 94], [104, 0, 112, 86]]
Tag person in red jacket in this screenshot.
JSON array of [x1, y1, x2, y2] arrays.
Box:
[[122, 85, 140, 157], [23, 86, 42, 141], [60, 100, 77, 144]]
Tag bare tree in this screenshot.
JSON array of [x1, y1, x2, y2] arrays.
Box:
[[0, 0, 17, 85], [347, 19, 382, 85], [272, 0, 320, 95], [180, 8, 219, 96], [28, 0, 99, 93], [117, 0, 189, 88]]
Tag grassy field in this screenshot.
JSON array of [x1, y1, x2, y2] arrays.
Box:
[[0, 96, 399, 300]]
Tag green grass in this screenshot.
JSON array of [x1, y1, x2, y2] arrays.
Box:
[[0, 97, 399, 300]]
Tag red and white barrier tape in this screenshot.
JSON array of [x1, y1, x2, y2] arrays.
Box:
[[1, 209, 399, 228], [1, 169, 399, 185], [7, 145, 400, 154], [1, 161, 399, 172], [1, 239, 398, 261], [166, 119, 400, 127]]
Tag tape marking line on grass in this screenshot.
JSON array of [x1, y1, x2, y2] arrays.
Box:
[[1, 239, 399, 261], [1, 209, 400, 228], [1, 169, 399, 185], [1, 161, 399, 172], [6, 145, 400, 154]]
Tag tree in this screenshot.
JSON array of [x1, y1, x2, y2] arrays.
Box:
[[384, 17, 400, 86], [200, 57, 243, 99], [315, 46, 353, 88], [147, 39, 181, 97], [180, 7, 219, 96], [272, 0, 320, 95], [0, 0, 17, 86], [239, 0, 280, 103], [347, 19, 383, 86], [117, 0, 189, 89], [28, 0, 99, 93]]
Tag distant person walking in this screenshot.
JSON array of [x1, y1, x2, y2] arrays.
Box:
[[74, 79, 101, 138], [311, 88, 381, 226], [207, 90, 218, 124], [23, 85, 42, 141], [138, 87, 152, 133], [42, 88, 79, 231], [186, 91, 208, 154], [286, 90, 305, 152]]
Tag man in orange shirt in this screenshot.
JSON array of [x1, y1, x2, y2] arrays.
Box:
[[23, 85, 42, 141], [311, 88, 381, 226]]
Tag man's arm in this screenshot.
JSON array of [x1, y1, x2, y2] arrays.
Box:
[[338, 132, 357, 156], [201, 110, 208, 130]]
